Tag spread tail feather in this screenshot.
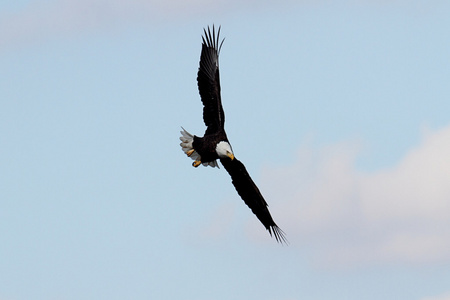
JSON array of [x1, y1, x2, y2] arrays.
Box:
[[179, 127, 218, 168]]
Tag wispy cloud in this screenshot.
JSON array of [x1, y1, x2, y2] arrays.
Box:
[[1, 0, 303, 50], [0, 0, 229, 50], [256, 125, 450, 267], [1, 0, 437, 50], [421, 292, 450, 300]]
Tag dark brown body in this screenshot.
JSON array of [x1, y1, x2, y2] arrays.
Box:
[[193, 131, 229, 164]]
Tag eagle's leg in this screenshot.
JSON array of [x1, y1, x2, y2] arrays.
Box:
[[192, 161, 202, 167], [186, 149, 195, 157]]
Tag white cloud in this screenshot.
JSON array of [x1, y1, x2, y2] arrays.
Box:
[[257, 125, 450, 267], [421, 292, 450, 300], [0, 0, 438, 50], [0, 0, 302, 50], [0, 0, 221, 50]]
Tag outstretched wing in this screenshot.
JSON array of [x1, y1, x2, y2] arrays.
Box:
[[220, 157, 287, 244], [197, 25, 225, 135]]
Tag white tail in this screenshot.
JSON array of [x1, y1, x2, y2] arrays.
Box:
[[179, 127, 218, 168]]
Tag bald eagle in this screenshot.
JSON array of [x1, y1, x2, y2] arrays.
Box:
[[180, 26, 287, 244]]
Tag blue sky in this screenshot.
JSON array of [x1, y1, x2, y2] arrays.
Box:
[[1, 0, 450, 299]]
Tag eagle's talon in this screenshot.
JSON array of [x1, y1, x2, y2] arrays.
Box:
[[192, 161, 202, 167], [186, 149, 195, 157]]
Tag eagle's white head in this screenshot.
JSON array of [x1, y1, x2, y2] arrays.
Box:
[[216, 141, 234, 160]]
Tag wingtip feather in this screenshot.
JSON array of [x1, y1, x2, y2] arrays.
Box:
[[201, 25, 224, 54], [270, 226, 288, 245]]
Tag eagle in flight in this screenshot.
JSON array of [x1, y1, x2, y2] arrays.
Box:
[[180, 26, 287, 244]]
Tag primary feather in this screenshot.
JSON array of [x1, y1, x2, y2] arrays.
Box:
[[197, 25, 226, 135]]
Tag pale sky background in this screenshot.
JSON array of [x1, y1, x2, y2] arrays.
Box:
[[1, 0, 450, 299]]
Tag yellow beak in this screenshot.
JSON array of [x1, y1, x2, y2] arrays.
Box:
[[227, 152, 235, 160]]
